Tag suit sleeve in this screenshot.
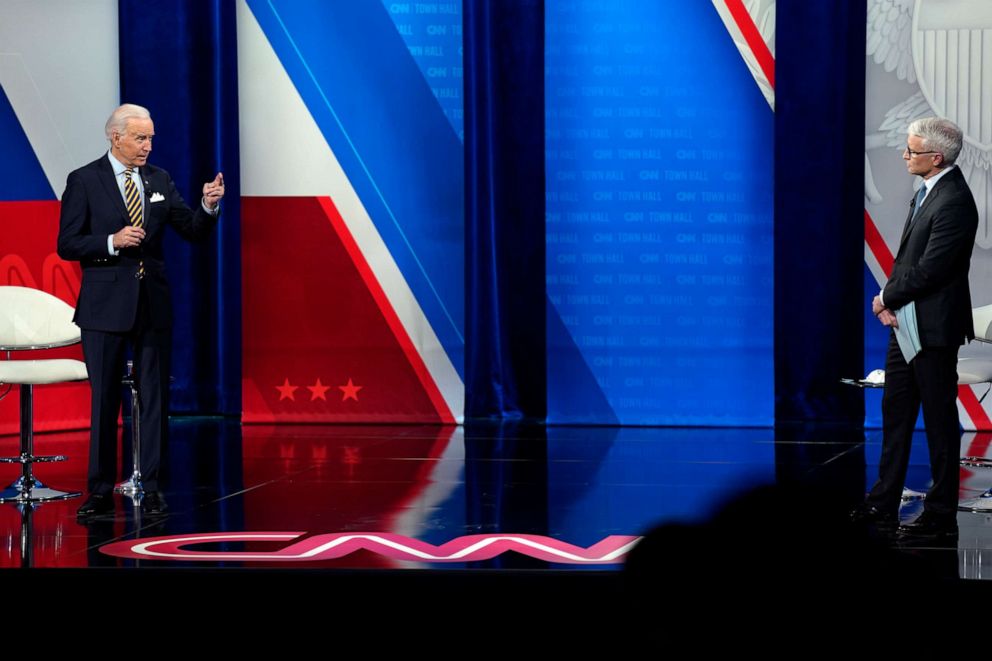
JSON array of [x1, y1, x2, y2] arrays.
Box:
[[57, 171, 112, 261], [882, 201, 977, 310], [164, 175, 218, 242]]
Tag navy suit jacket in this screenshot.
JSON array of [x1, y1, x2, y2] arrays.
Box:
[[883, 166, 978, 347], [57, 155, 217, 332]]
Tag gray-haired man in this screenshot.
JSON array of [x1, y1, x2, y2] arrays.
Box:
[[854, 117, 978, 540]]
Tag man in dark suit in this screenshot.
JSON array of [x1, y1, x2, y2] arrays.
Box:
[[57, 104, 224, 518], [852, 117, 978, 539]]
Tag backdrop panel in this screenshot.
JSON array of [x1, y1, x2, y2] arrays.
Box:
[[545, 0, 774, 425], [239, 0, 464, 423]]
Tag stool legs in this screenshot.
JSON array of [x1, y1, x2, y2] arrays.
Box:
[[114, 360, 145, 503], [0, 384, 81, 503]]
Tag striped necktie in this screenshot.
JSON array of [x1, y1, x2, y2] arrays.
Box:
[[123, 168, 144, 279]]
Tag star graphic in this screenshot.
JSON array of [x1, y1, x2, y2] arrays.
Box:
[[339, 378, 363, 402], [308, 378, 330, 401], [276, 378, 298, 401]]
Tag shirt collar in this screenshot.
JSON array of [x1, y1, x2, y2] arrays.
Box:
[[107, 150, 137, 177], [923, 163, 955, 192]]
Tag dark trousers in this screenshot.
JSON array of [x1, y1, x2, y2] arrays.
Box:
[[80, 284, 170, 495], [867, 335, 961, 516]]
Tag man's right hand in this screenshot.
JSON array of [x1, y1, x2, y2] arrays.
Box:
[[113, 226, 146, 249]]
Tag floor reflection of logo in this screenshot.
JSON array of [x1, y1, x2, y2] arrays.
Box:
[[100, 532, 642, 564]]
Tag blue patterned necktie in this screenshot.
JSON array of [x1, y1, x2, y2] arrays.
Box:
[[910, 183, 927, 222]]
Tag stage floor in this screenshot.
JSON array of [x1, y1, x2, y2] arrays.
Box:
[[1, 420, 992, 579]]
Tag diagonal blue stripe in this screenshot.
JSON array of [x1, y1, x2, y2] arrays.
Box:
[[0, 83, 55, 201]]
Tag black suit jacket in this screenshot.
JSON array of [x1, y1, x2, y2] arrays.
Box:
[[883, 166, 978, 347], [57, 155, 217, 332]]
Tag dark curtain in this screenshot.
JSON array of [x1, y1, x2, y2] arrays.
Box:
[[464, 0, 547, 421], [118, 0, 241, 415], [775, 0, 866, 425]]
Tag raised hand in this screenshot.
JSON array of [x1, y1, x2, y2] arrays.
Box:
[[203, 172, 225, 209]]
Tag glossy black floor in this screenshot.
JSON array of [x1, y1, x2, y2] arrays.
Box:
[[3, 420, 992, 619]]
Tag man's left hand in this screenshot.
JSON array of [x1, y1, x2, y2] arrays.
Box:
[[878, 309, 899, 328], [872, 295, 886, 316], [203, 172, 225, 210]]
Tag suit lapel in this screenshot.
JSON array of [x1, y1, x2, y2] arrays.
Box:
[[139, 167, 152, 227], [896, 172, 953, 253], [97, 155, 130, 224], [897, 195, 917, 249]]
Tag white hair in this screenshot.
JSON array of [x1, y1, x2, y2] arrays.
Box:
[[105, 103, 151, 141], [907, 116, 963, 165]]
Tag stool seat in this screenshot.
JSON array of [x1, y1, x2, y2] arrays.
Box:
[[0, 359, 87, 385], [957, 358, 992, 385]]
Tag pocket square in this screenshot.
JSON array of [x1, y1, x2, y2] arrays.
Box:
[[149, 192, 165, 203]]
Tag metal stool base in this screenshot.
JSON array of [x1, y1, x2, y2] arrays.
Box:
[[901, 487, 926, 501], [114, 476, 145, 499], [959, 489, 992, 512], [0, 454, 67, 464], [116, 360, 145, 504], [0, 477, 81, 503], [0, 384, 80, 504]]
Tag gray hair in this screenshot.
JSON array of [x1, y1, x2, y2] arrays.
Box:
[[907, 116, 963, 165], [105, 103, 151, 141]]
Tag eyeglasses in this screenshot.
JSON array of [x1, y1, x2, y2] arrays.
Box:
[[904, 146, 939, 158]]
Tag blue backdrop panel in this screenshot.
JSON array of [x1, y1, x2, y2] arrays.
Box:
[[382, 0, 464, 141], [545, 1, 773, 425]]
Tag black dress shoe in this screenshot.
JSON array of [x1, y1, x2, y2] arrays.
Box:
[[897, 510, 958, 539], [849, 502, 898, 526], [76, 493, 114, 519], [142, 491, 169, 516]]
